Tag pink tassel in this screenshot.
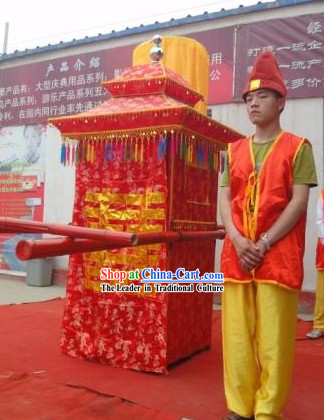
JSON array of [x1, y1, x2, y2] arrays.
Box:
[[170, 131, 175, 157], [71, 143, 75, 165]]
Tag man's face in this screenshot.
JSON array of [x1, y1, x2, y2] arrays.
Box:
[[245, 89, 285, 127]]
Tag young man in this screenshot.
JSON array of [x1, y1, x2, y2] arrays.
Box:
[[306, 189, 324, 339], [220, 52, 317, 420]]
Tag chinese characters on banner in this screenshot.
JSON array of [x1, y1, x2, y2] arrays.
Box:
[[0, 30, 235, 129], [0, 45, 134, 127], [190, 27, 235, 104], [0, 124, 46, 270], [234, 14, 324, 101]]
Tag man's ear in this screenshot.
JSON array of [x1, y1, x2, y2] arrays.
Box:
[[278, 97, 286, 112]]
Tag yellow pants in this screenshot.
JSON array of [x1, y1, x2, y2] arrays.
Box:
[[222, 281, 298, 420], [313, 270, 324, 331]]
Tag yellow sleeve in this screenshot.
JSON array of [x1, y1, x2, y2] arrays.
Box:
[[220, 150, 230, 187]]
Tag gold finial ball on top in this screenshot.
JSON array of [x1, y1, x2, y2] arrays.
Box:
[[149, 34, 164, 62]]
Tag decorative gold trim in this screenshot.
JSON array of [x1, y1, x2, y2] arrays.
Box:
[[105, 75, 187, 87], [168, 134, 175, 230], [293, 137, 306, 165], [187, 199, 211, 206], [105, 77, 201, 99], [250, 79, 261, 90], [105, 75, 167, 84], [172, 219, 216, 224], [59, 125, 230, 148], [225, 277, 298, 292], [243, 132, 284, 241], [50, 107, 242, 141], [50, 105, 187, 122]]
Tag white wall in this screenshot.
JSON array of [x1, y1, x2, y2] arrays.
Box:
[[43, 124, 76, 269], [212, 97, 324, 291]]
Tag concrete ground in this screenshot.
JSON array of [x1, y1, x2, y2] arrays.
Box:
[[0, 272, 65, 305]]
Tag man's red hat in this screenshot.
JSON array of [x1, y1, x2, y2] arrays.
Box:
[[242, 52, 287, 100]]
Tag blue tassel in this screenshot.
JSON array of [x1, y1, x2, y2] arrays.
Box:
[[61, 142, 66, 165], [158, 136, 168, 162], [109, 142, 114, 161], [196, 146, 201, 165]]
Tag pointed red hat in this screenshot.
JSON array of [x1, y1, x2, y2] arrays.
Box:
[[242, 52, 287, 100]]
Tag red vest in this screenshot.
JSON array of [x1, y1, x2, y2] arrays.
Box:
[[221, 131, 309, 290], [316, 191, 324, 270]]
